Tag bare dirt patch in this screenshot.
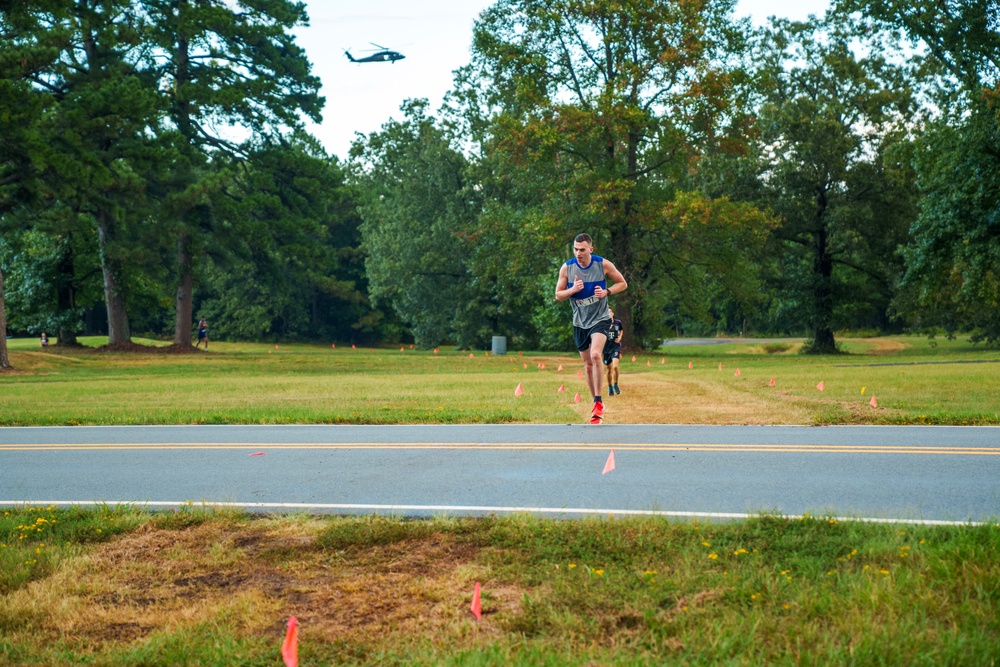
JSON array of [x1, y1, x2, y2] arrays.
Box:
[[31, 521, 518, 648], [857, 338, 908, 355], [567, 372, 816, 424]]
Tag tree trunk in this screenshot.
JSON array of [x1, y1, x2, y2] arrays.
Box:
[[173, 231, 194, 346], [55, 237, 79, 346], [808, 195, 837, 354], [0, 266, 11, 370], [95, 210, 131, 345]]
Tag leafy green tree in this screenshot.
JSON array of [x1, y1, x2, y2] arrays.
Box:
[[352, 100, 490, 348], [138, 0, 324, 346], [459, 0, 773, 349], [839, 0, 1000, 343], [745, 18, 917, 352]]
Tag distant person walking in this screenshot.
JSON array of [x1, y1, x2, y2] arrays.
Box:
[[196, 317, 209, 350], [555, 233, 627, 424], [604, 308, 624, 396]]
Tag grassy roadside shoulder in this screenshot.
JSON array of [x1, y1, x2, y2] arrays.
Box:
[[1, 505, 997, 665], [1, 335, 999, 426]]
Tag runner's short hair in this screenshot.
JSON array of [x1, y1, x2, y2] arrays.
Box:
[[574, 233, 593, 245]]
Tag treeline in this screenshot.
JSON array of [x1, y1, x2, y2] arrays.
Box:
[[2, 1, 999, 368]]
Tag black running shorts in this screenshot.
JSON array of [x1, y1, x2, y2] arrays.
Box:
[[574, 318, 613, 352]]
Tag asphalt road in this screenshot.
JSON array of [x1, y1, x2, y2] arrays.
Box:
[[2, 424, 998, 524]]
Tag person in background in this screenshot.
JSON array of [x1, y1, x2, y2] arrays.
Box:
[[40, 332, 49, 347], [196, 317, 209, 350], [603, 308, 624, 396]]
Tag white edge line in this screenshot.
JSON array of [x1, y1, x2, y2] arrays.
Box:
[[0, 500, 987, 526]]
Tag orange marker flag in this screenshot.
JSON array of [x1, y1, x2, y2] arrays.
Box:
[[509, 356, 513, 362], [331, 343, 336, 348], [574, 392, 581, 403], [540, 363, 545, 369], [558, 384, 565, 393], [646, 360, 651, 367], [469, 353, 474, 358], [401, 347, 405, 352], [470, 582, 482, 620], [688, 361, 693, 369], [660, 358, 665, 364], [410, 344, 414, 349], [433, 348, 438, 354], [577, 370, 584, 378], [718, 363, 723, 371], [281, 617, 298, 667], [352, 344, 356, 349], [817, 381, 825, 391], [275, 344, 279, 349], [514, 383, 524, 397], [485, 351, 489, 357], [519, 351, 523, 356], [557, 364, 563, 371], [631, 355, 637, 362], [769, 377, 775, 387], [523, 363, 528, 369], [734, 368, 741, 377], [602, 449, 616, 475], [870, 394, 878, 408]]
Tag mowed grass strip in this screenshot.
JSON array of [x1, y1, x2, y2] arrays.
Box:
[[1, 336, 999, 425], [1, 506, 998, 665]]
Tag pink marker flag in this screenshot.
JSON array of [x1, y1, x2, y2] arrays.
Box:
[[577, 370, 584, 378], [718, 363, 723, 371], [470, 582, 482, 620], [735, 368, 741, 377], [514, 383, 524, 397], [540, 363, 545, 369], [249, 452, 266, 457], [401, 347, 405, 352], [574, 392, 581, 403], [281, 617, 298, 667], [817, 381, 825, 391], [558, 384, 565, 393], [331, 343, 336, 348], [352, 344, 356, 349], [434, 348, 438, 354], [660, 358, 665, 364], [631, 355, 637, 362], [469, 353, 474, 358], [870, 394, 878, 408], [275, 344, 279, 349], [557, 364, 563, 371], [602, 449, 616, 475], [769, 377, 775, 387], [688, 361, 693, 369], [410, 344, 414, 349], [523, 363, 528, 369]]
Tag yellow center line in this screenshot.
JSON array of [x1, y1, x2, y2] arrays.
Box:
[[0, 442, 998, 455]]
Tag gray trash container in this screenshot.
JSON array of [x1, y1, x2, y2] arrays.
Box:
[[491, 336, 507, 355]]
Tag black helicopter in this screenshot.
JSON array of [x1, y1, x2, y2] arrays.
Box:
[[344, 43, 405, 64]]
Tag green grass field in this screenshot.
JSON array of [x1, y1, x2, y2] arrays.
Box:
[[2, 335, 999, 426], [1, 506, 997, 666]]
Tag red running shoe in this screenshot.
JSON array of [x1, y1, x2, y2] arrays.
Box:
[[590, 414, 603, 425], [592, 401, 604, 418]]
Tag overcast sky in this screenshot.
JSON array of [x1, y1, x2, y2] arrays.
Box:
[[293, 0, 832, 159]]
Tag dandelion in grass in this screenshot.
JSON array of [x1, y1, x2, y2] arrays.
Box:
[[568, 563, 577, 569], [879, 569, 890, 575], [708, 552, 718, 560], [595, 569, 604, 576], [701, 541, 711, 547]]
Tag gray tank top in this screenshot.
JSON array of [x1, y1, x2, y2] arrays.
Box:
[[566, 255, 611, 328]]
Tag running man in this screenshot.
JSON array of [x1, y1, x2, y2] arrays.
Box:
[[604, 308, 624, 396], [555, 234, 627, 424]]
